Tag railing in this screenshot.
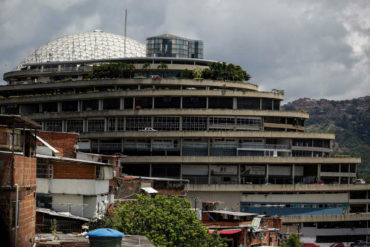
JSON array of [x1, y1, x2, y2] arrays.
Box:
[[183, 176, 209, 184], [152, 143, 180, 151], [123, 143, 151, 150]]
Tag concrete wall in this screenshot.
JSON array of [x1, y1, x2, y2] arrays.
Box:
[[36, 178, 109, 195], [52, 194, 84, 217], [186, 191, 242, 211], [241, 193, 349, 203]]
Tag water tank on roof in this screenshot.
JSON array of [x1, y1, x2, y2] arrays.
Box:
[[87, 228, 124, 247]]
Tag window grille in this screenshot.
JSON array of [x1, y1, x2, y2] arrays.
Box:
[[66, 120, 83, 133], [87, 119, 105, 132], [44, 120, 62, 132]]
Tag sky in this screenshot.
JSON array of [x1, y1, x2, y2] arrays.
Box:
[[1, 0, 369, 102]]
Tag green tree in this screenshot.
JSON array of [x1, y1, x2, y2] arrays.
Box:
[[142, 62, 151, 70], [90, 195, 225, 247], [280, 233, 303, 247], [193, 67, 204, 80], [157, 62, 168, 78]]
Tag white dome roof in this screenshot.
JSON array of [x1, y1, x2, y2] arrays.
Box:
[[18, 30, 145, 68]]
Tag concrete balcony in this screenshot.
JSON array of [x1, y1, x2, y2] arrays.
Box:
[[301, 227, 370, 236], [186, 183, 370, 193], [36, 178, 109, 195], [282, 213, 370, 223], [320, 172, 356, 177]]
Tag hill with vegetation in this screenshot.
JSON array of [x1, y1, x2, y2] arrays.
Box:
[[283, 96, 370, 181]]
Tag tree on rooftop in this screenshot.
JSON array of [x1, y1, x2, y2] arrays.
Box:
[[90, 195, 225, 247], [157, 62, 168, 78]]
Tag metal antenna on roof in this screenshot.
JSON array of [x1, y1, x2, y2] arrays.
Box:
[[124, 8, 127, 57]]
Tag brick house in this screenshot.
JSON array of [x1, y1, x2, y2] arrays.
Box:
[[35, 131, 114, 220], [0, 115, 40, 247]]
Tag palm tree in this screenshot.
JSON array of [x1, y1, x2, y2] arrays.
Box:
[[157, 62, 168, 78]]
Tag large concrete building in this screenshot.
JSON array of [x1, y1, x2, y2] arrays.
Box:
[[1, 30, 369, 244]]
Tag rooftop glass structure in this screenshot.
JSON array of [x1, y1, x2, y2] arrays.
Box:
[[146, 34, 203, 58]]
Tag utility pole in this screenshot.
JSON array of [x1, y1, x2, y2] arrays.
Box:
[[124, 8, 127, 57]]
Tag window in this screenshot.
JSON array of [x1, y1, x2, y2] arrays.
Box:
[[44, 120, 62, 132], [153, 117, 180, 130], [37, 160, 53, 178], [87, 119, 105, 132], [66, 120, 83, 133]]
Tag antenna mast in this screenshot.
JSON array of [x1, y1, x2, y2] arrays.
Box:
[[124, 9, 127, 57]]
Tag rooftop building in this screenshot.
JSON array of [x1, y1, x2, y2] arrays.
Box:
[[146, 34, 203, 58], [0, 30, 369, 245]]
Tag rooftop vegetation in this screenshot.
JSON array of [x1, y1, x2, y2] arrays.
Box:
[[89, 61, 251, 82]]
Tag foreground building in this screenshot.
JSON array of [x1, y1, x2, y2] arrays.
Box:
[[35, 131, 114, 219], [0, 30, 369, 244], [0, 115, 39, 247]]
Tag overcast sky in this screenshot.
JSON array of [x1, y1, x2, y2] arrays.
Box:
[[1, 0, 369, 102]]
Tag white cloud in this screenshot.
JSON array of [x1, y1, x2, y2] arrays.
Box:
[[0, 0, 369, 101]]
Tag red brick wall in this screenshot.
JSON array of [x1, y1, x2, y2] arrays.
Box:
[[53, 161, 95, 179], [13, 155, 37, 186], [0, 189, 36, 247], [37, 132, 79, 158], [15, 190, 36, 247]]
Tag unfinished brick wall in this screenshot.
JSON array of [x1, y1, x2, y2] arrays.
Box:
[[13, 155, 37, 186], [53, 161, 95, 179], [15, 189, 36, 247], [37, 132, 79, 158]]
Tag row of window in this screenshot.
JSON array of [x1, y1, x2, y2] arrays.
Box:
[[42, 116, 263, 132], [4, 97, 281, 114]]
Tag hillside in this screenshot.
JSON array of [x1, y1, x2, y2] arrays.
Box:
[[283, 96, 370, 180]]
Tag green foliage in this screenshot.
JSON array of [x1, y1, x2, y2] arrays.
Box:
[[90, 62, 136, 79], [157, 62, 168, 70], [202, 62, 251, 81], [142, 62, 151, 70], [272, 89, 285, 95], [50, 219, 57, 234], [280, 233, 303, 247], [193, 67, 204, 80], [90, 195, 225, 247], [182, 69, 194, 79]]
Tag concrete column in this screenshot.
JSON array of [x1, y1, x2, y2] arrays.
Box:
[[132, 97, 136, 110], [149, 164, 152, 177], [104, 118, 107, 132], [206, 97, 209, 109], [120, 98, 124, 110], [18, 105, 22, 114], [83, 119, 87, 132], [208, 163, 211, 184], [238, 164, 241, 184], [260, 98, 262, 110], [121, 138, 124, 153], [57, 102, 62, 112], [339, 164, 342, 184], [0, 106, 5, 114], [123, 117, 126, 131], [272, 100, 274, 110], [180, 96, 183, 109], [207, 138, 211, 156], [179, 138, 183, 156], [78, 101, 82, 112], [99, 99, 103, 111], [179, 116, 183, 131], [317, 164, 321, 180], [265, 164, 269, 184], [233, 97, 237, 110], [39, 103, 42, 113], [152, 97, 155, 109], [179, 164, 183, 179], [97, 139, 100, 153], [292, 164, 295, 184], [62, 120, 65, 132]]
